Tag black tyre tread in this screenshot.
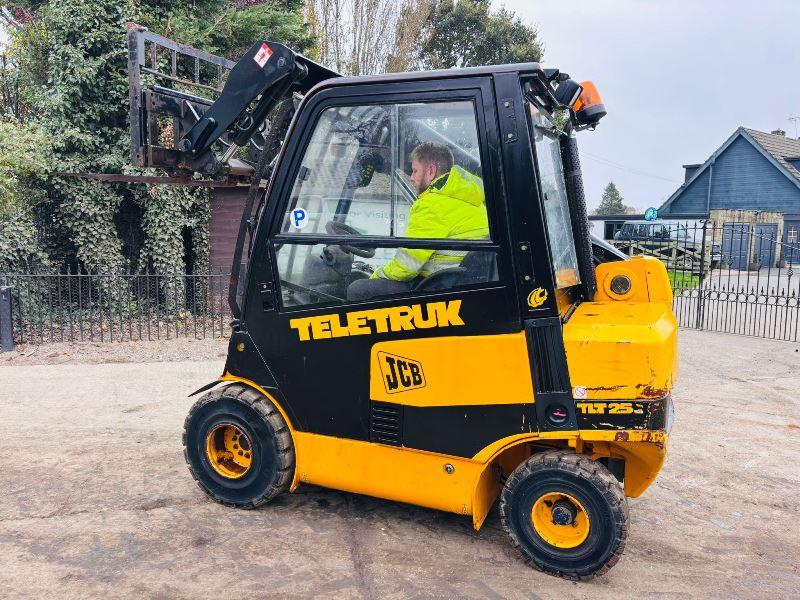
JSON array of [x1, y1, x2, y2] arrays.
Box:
[[183, 383, 295, 509], [499, 449, 628, 580]]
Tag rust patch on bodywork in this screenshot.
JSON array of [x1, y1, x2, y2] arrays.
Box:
[[638, 384, 668, 398], [587, 385, 625, 392], [612, 430, 665, 447]]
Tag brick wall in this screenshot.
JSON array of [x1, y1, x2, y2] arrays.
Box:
[[209, 187, 251, 272]]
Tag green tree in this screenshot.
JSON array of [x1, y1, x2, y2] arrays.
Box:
[[594, 182, 632, 216], [414, 0, 542, 70], [0, 118, 50, 218], [140, 0, 314, 60], [0, 118, 52, 270]]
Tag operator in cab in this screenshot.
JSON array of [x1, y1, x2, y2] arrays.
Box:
[[347, 142, 489, 301]]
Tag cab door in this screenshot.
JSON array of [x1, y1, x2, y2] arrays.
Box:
[[238, 77, 536, 459], [493, 72, 583, 434]]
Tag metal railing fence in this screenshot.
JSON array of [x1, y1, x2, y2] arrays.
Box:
[[0, 267, 231, 345], [610, 221, 800, 342], [2, 221, 799, 346]]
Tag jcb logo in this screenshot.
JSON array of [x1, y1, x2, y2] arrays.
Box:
[[378, 352, 426, 394]]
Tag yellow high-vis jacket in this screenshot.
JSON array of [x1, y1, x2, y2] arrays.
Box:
[[373, 166, 489, 281]]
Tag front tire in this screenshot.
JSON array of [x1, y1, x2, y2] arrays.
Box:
[[500, 449, 628, 580], [183, 383, 294, 508]]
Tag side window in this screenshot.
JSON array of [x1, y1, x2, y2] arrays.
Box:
[[280, 104, 399, 236], [282, 101, 486, 240], [274, 98, 498, 309]]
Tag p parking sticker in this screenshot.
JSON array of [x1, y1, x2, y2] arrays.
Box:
[[291, 208, 309, 229], [253, 43, 273, 68]]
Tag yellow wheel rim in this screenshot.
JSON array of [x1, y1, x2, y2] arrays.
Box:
[[205, 423, 253, 479], [531, 492, 590, 549]]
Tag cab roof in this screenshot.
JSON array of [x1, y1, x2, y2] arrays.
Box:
[[309, 62, 545, 94]]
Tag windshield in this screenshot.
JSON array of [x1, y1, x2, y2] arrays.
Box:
[[528, 104, 580, 289]]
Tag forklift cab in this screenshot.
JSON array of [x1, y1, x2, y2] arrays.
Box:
[[128, 29, 677, 579], [237, 66, 591, 447], [264, 78, 557, 306], [274, 98, 496, 305]]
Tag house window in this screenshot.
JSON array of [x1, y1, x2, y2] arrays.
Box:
[[604, 221, 623, 240]]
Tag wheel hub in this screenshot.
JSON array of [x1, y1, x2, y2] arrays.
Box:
[[531, 492, 590, 549], [205, 423, 253, 479], [551, 499, 578, 526]]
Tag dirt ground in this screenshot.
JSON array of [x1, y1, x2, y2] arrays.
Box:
[[1, 336, 229, 366], [0, 329, 798, 599]]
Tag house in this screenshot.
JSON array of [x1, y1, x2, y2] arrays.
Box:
[[658, 127, 800, 267]]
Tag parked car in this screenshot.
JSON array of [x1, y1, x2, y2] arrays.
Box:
[[614, 220, 721, 268], [614, 220, 689, 242]]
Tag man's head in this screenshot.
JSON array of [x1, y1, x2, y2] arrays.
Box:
[[409, 142, 454, 195]]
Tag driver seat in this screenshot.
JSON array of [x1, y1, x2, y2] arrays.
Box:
[[413, 251, 497, 292]]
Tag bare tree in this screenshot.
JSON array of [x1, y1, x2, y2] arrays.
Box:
[[386, 0, 433, 73], [305, 0, 405, 75]]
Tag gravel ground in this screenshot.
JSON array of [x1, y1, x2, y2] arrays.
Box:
[[0, 329, 798, 599]]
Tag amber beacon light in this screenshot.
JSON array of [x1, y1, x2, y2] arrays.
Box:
[[573, 81, 607, 128]]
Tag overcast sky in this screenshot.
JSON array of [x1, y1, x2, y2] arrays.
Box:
[[499, 0, 800, 211], [4, 3, 800, 213]]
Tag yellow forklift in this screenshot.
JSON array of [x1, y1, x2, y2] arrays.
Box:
[[127, 26, 677, 579]]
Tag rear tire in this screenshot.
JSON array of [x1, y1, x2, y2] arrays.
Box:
[[500, 449, 628, 580], [183, 383, 294, 508]]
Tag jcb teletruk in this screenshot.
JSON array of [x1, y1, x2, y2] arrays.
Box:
[[126, 26, 677, 579]]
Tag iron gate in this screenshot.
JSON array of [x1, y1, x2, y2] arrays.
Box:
[[613, 221, 800, 342]]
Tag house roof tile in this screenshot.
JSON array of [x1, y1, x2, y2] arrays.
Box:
[[744, 128, 800, 184]]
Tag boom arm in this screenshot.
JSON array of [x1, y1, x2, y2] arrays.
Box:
[[127, 24, 339, 179], [178, 40, 337, 174]]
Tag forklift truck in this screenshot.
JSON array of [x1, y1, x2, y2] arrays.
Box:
[[128, 26, 677, 579]]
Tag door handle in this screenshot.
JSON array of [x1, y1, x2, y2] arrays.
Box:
[[258, 282, 276, 311]]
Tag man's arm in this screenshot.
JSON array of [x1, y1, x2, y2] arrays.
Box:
[[372, 199, 443, 281]]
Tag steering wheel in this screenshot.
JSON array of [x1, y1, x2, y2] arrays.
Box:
[[325, 221, 375, 258]]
